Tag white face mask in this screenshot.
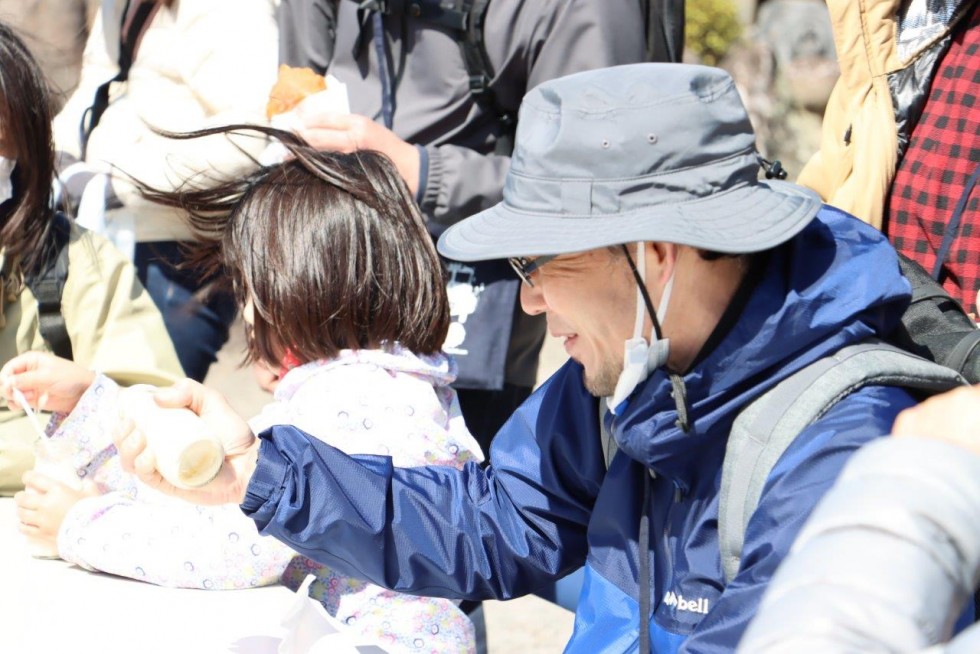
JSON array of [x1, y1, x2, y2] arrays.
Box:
[[607, 241, 674, 413], [0, 157, 15, 205]]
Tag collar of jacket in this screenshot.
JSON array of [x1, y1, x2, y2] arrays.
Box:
[[606, 206, 912, 492]]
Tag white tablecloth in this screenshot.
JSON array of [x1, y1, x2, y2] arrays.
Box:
[[0, 498, 303, 654]]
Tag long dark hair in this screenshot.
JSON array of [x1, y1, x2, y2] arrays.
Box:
[[140, 124, 450, 366], [0, 21, 57, 275]]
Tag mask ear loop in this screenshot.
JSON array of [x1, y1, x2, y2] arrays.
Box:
[[621, 244, 662, 340], [620, 244, 691, 433]]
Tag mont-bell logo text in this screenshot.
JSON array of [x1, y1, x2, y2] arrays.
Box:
[[662, 590, 710, 615]]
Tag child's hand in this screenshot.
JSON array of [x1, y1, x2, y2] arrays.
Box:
[[0, 352, 96, 414], [14, 470, 100, 545]]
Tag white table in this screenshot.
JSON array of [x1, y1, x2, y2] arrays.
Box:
[[0, 499, 309, 654]]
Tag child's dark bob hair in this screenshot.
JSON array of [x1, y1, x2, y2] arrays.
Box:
[[141, 125, 450, 367]]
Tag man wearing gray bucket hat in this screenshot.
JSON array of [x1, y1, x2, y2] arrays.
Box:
[[114, 64, 940, 652]]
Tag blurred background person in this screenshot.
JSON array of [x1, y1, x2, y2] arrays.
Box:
[[0, 19, 182, 495], [799, 0, 979, 315], [739, 383, 980, 652], [52, 0, 279, 381]]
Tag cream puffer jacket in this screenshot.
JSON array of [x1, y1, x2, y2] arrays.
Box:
[[53, 0, 279, 242]]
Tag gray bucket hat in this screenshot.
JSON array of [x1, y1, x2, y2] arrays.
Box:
[[437, 63, 823, 261]]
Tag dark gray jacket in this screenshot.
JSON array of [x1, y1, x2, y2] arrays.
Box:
[[280, 0, 647, 224], [279, 0, 648, 390]]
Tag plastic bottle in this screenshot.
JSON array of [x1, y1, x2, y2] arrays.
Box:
[[118, 385, 225, 489]]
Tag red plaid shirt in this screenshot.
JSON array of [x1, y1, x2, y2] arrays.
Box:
[[887, 4, 980, 314]]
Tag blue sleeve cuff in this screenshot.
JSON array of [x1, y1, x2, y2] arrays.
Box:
[[414, 143, 430, 206], [240, 434, 290, 525]]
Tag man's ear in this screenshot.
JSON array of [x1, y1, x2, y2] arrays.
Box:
[[645, 242, 679, 287]]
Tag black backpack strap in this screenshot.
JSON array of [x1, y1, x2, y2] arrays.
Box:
[[642, 0, 686, 63], [931, 163, 980, 280], [947, 330, 980, 375], [79, 0, 158, 158], [355, 0, 516, 155], [25, 214, 74, 361], [456, 0, 515, 154], [892, 252, 980, 383]]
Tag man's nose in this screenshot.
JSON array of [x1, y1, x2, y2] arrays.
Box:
[[520, 282, 546, 316]]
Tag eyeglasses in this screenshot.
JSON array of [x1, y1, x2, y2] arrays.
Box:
[[508, 255, 557, 287]]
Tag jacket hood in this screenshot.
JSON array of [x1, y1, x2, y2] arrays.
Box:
[[610, 206, 910, 489]]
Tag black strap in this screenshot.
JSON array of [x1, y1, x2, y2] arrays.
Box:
[[947, 330, 980, 375], [642, 0, 685, 63], [79, 0, 157, 158], [355, 0, 516, 155], [932, 164, 980, 280], [25, 214, 73, 361], [458, 0, 515, 155], [371, 10, 395, 128]]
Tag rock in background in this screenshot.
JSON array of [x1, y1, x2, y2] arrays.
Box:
[[686, 0, 840, 181]]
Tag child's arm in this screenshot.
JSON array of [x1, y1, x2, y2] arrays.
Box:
[[58, 492, 296, 590]]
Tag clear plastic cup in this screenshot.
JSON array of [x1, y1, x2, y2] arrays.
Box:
[[26, 438, 83, 558]]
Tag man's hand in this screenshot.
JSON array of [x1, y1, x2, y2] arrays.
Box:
[[892, 384, 980, 455], [0, 351, 96, 414], [113, 379, 259, 505], [14, 471, 100, 545], [293, 101, 421, 196]]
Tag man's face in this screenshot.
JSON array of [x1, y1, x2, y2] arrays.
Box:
[[519, 248, 636, 397]]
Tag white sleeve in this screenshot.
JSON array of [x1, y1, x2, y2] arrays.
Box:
[[59, 492, 295, 589], [740, 437, 980, 653]]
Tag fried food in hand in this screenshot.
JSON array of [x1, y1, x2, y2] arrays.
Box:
[[266, 65, 327, 118]]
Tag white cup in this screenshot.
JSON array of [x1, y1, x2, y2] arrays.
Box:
[[27, 438, 83, 558], [118, 385, 225, 490]]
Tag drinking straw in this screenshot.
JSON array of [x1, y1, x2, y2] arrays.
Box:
[[11, 387, 46, 441]]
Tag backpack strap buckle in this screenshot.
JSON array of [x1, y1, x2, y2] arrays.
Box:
[[468, 73, 490, 95]]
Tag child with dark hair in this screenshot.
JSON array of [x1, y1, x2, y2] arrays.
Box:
[[4, 127, 482, 653]]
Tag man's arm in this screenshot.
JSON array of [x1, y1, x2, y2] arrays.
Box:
[[241, 361, 604, 600]]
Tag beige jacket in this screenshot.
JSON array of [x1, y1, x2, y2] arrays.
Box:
[[797, 0, 973, 229], [0, 226, 184, 495], [53, 0, 278, 242]]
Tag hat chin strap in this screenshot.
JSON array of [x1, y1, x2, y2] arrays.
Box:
[[608, 242, 673, 414]]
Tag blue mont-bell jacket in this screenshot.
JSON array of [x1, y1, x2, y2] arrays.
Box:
[[242, 207, 920, 652]]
